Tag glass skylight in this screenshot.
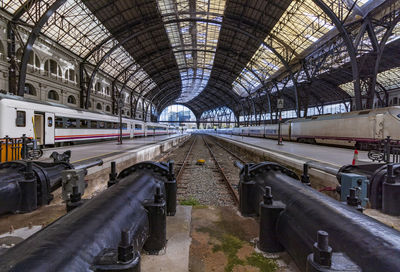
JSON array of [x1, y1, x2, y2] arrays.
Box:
[[157, 0, 226, 103]]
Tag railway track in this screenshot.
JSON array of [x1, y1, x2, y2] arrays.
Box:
[[164, 134, 245, 206]]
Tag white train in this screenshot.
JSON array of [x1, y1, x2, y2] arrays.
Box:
[[215, 107, 400, 149], [0, 94, 177, 146]]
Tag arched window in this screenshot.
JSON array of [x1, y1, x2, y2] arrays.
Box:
[[88, 101, 92, 108], [67, 95, 76, 104], [0, 42, 4, 60], [96, 103, 102, 110], [65, 69, 76, 82], [44, 59, 62, 76], [48, 90, 59, 101], [95, 82, 102, 93], [105, 105, 111, 112], [121, 110, 125, 115], [24, 84, 36, 96], [16, 48, 40, 68]]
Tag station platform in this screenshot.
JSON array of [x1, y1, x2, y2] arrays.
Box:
[[212, 133, 369, 167], [41, 134, 185, 163]]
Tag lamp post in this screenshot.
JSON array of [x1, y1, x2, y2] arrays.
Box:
[[117, 97, 123, 145], [277, 98, 284, 145]]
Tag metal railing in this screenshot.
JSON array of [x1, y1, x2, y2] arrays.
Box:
[[368, 136, 400, 163], [0, 134, 42, 163]]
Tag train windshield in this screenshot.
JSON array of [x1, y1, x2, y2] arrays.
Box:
[[389, 108, 400, 120]]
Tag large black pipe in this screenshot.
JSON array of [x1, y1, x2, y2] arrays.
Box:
[[0, 157, 103, 214], [240, 162, 400, 272], [0, 163, 168, 271]]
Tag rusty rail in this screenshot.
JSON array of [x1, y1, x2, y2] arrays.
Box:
[[208, 137, 246, 165], [202, 135, 239, 204], [176, 136, 196, 182], [157, 135, 192, 163]]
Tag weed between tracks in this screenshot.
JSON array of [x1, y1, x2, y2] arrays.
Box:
[[196, 208, 278, 272], [179, 197, 207, 208]]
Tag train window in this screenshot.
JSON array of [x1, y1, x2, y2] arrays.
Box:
[[106, 122, 113, 129], [91, 121, 98, 129], [80, 120, 89, 128], [65, 118, 77, 128], [16, 111, 26, 127], [55, 117, 64, 128], [135, 124, 142, 130], [122, 123, 127, 129], [113, 122, 119, 129], [47, 117, 53, 127], [99, 122, 105, 129]]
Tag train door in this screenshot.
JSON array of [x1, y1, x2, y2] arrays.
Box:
[[130, 122, 134, 139], [33, 113, 44, 145], [45, 113, 55, 145], [374, 114, 385, 140]]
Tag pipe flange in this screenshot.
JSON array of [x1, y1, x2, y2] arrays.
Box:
[[118, 161, 169, 179], [248, 162, 299, 181]]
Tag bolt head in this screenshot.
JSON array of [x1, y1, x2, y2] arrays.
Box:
[[313, 242, 332, 267]]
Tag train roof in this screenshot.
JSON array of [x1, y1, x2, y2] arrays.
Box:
[[286, 106, 400, 123]]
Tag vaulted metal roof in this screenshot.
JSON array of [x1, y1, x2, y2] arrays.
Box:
[[2, 0, 399, 118]]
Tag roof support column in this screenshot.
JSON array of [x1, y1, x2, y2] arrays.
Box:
[[312, 0, 362, 110], [17, 0, 67, 96], [7, 0, 39, 95]]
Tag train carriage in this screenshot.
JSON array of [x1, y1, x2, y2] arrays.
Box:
[[0, 94, 171, 146], [216, 107, 400, 149]]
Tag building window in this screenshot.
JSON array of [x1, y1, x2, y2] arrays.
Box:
[[96, 103, 102, 110], [44, 59, 62, 76], [67, 95, 76, 104], [95, 82, 102, 93], [65, 69, 76, 82], [105, 87, 110, 95], [24, 84, 36, 96], [106, 105, 111, 112], [16, 48, 40, 68], [394, 97, 398, 105], [48, 90, 59, 101]]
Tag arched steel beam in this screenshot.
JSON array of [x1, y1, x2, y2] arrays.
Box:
[[119, 48, 273, 118], [7, 0, 40, 95], [111, 49, 262, 113], [17, 0, 67, 96], [157, 103, 201, 122], [126, 66, 241, 110], [84, 17, 299, 115], [84, 23, 179, 108], [370, 13, 400, 107], [312, 0, 362, 110]]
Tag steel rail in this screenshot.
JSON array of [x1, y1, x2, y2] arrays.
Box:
[[157, 135, 192, 163], [202, 135, 239, 204], [207, 136, 246, 165], [176, 135, 196, 182]]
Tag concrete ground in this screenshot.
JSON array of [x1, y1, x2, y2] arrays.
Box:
[[142, 205, 192, 272], [214, 134, 369, 167], [142, 205, 298, 272], [41, 133, 184, 163]]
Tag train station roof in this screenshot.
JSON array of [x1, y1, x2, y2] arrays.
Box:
[[2, 0, 399, 116]]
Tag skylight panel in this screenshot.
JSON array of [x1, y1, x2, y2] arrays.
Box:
[[157, 0, 226, 103]]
